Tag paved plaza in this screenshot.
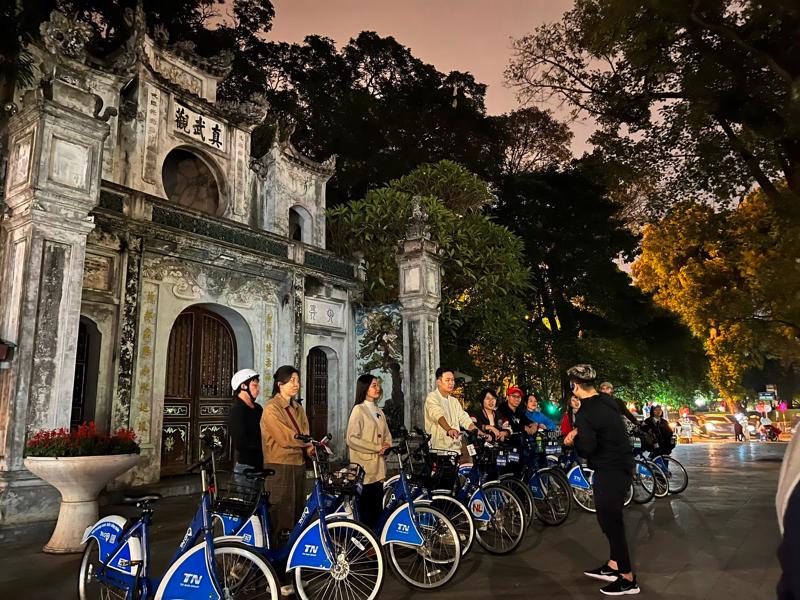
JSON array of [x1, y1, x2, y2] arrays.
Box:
[[0, 442, 785, 599]]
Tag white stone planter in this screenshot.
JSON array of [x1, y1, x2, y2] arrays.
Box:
[[24, 454, 142, 554]]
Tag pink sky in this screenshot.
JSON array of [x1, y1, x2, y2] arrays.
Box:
[[263, 0, 594, 155]]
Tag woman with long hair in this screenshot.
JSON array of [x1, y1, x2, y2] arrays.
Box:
[[260, 364, 312, 547], [560, 395, 581, 435], [346, 374, 392, 530]]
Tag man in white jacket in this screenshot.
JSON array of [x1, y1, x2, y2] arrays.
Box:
[[423, 367, 479, 452]]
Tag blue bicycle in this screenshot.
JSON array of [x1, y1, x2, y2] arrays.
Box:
[[498, 432, 572, 527], [213, 434, 384, 600], [337, 436, 462, 589], [449, 431, 527, 554], [382, 429, 475, 557], [78, 439, 280, 600]]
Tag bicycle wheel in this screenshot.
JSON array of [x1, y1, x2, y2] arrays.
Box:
[[624, 484, 634, 507], [78, 539, 130, 600], [661, 456, 689, 494], [645, 460, 669, 498], [431, 494, 476, 556], [213, 542, 280, 600], [532, 469, 572, 526], [474, 483, 525, 555], [382, 485, 395, 509], [388, 506, 461, 589], [499, 474, 535, 531], [569, 467, 595, 513], [295, 520, 384, 600], [632, 460, 656, 504]]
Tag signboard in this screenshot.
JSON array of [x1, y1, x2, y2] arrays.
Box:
[[758, 391, 776, 402], [172, 101, 227, 152]]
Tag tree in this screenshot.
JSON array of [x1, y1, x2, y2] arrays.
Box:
[[506, 0, 800, 221], [328, 161, 531, 376], [492, 163, 707, 405], [250, 31, 503, 206], [491, 106, 573, 175], [356, 307, 404, 429], [632, 187, 800, 406]]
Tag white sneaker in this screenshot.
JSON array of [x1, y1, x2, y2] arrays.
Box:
[[280, 584, 295, 597]]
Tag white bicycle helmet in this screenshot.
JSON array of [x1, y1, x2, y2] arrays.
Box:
[[231, 368, 259, 392]]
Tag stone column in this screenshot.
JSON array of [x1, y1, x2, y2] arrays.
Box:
[[0, 52, 110, 523], [396, 202, 442, 428]]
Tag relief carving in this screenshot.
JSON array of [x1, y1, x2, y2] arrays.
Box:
[[143, 256, 278, 303]]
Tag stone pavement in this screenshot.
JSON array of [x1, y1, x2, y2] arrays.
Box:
[[0, 442, 785, 599]]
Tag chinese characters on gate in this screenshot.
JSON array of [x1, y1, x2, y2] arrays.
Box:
[[173, 102, 227, 152]]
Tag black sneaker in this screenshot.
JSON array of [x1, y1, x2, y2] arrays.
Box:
[[600, 576, 640, 595], [584, 564, 619, 582]]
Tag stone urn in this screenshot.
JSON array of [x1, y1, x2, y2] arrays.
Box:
[[24, 454, 142, 553]]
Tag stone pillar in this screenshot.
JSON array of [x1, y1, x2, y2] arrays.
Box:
[[396, 202, 442, 428], [292, 269, 306, 369], [0, 50, 110, 522]]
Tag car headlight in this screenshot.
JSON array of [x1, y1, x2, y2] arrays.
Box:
[[705, 422, 716, 431]]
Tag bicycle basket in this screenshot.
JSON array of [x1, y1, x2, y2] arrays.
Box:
[[428, 449, 460, 490], [212, 470, 262, 518], [320, 463, 365, 496]]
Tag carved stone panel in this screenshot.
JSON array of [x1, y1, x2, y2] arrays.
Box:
[[142, 86, 161, 184], [304, 297, 345, 330], [83, 253, 115, 291], [49, 137, 91, 190], [8, 127, 35, 193], [172, 100, 227, 153]]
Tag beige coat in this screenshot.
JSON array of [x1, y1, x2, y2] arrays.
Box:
[[346, 401, 392, 485], [260, 394, 310, 466]]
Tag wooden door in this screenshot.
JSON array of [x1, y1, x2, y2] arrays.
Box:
[[161, 307, 236, 475], [306, 348, 328, 440], [70, 322, 89, 428]]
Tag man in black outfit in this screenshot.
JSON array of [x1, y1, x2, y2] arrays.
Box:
[[564, 364, 640, 596], [228, 369, 264, 485]]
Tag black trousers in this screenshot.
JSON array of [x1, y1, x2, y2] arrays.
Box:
[[594, 468, 633, 574], [358, 481, 385, 532]]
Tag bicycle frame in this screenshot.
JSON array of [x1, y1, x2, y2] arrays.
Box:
[[83, 464, 226, 600]]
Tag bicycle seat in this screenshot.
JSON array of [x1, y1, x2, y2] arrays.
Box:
[[122, 493, 163, 505], [244, 468, 275, 479]]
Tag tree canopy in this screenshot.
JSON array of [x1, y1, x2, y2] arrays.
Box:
[[633, 187, 800, 405], [506, 0, 800, 222], [327, 161, 531, 371]]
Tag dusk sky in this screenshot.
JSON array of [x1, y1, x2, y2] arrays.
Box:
[[264, 0, 595, 155]]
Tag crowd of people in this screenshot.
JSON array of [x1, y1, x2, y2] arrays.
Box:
[[227, 362, 675, 596]]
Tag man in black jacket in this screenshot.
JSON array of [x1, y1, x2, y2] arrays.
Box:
[[228, 369, 264, 486], [564, 364, 639, 596]]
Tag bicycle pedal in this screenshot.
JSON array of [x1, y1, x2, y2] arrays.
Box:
[[426, 569, 442, 577]]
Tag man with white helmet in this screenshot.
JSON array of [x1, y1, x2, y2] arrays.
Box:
[[228, 369, 263, 485]]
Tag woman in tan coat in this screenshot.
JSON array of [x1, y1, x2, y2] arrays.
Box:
[[346, 374, 392, 530], [260, 365, 311, 546]]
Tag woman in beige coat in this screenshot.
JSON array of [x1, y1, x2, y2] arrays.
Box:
[[346, 374, 392, 530]]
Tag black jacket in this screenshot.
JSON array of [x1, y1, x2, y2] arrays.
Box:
[[497, 402, 533, 434], [643, 416, 674, 452], [228, 398, 263, 468], [574, 393, 634, 471]]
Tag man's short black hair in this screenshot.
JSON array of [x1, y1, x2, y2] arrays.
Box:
[[435, 367, 454, 380]]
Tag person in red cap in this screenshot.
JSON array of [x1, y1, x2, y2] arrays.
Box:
[[498, 386, 537, 435]]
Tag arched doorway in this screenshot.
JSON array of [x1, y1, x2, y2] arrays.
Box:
[[306, 348, 329, 440], [161, 306, 237, 475], [70, 318, 101, 428]]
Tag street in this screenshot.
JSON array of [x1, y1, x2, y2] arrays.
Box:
[[0, 442, 785, 599]]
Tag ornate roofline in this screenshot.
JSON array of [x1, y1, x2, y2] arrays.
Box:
[[279, 139, 337, 176]]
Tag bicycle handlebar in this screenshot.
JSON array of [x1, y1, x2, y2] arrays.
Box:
[[294, 432, 333, 446]]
